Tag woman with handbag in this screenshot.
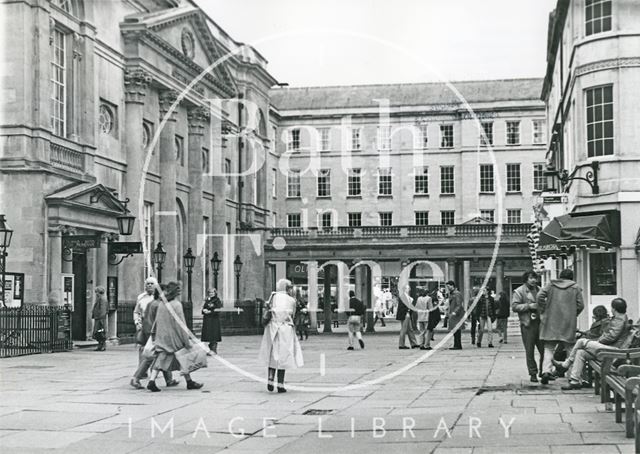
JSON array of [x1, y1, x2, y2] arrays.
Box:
[[201, 288, 223, 354], [146, 281, 203, 392], [258, 279, 304, 392]]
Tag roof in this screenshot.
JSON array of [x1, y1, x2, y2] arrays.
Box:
[[269, 78, 544, 111]]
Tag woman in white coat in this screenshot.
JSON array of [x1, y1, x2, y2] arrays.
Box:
[[258, 279, 304, 392]]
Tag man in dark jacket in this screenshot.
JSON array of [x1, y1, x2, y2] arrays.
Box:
[[347, 290, 366, 350], [92, 286, 109, 351], [446, 280, 464, 350], [537, 268, 585, 384], [512, 271, 543, 382], [397, 286, 418, 349], [475, 287, 497, 348], [555, 298, 629, 390]]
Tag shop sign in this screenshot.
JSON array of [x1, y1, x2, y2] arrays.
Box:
[[63, 235, 99, 250], [108, 241, 143, 255]]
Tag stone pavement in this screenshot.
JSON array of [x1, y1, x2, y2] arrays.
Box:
[[0, 329, 633, 454]]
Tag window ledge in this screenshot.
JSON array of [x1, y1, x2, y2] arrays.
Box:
[[440, 193, 456, 197], [286, 196, 302, 200], [413, 193, 430, 197], [479, 192, 495, 195], [317, 196, 332, 199], [377, 194, 393, 198], [346, 195, 362, 199], [506, 191, 522, 195]]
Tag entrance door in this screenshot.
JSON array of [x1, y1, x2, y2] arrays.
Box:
[[72, 252, 87, 340]]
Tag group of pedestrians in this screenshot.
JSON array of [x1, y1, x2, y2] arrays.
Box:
[[127, 278, 205, 392], [512, 268, 630, 390]]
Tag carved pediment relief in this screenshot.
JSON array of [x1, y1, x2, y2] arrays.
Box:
[[129, 8, 236, 98]]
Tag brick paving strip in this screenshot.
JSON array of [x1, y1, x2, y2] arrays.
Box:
[[0, 332, 633, 453]]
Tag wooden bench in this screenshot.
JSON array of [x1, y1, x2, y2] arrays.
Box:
[[594, 348, 640, 438]]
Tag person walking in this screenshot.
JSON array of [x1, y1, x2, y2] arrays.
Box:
[[201, 288, 222, 354], [130, 284, 179, 389], [134, 277, 158, 372], [512, 270, 544, 382], [537, 268, 584, 384], [258, 279, 304, 392], [346, 290, 365, 350], [295, 295, 310, 341], [476, 287, 497, 348], [373, 291, 387, 327], [91, 286, 109, 351], [398, 285, 419, 349], [446, 280, 464, 350], [146, 281, 203, 392], [495, 290, 510, 344]]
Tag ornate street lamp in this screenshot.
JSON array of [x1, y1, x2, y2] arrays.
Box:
[[210, 251, 221, 289], [233, 255, 243, 301], [116, 199, 136, 236], [0, 215, 13, 308], [152, 242, 166, 282], [183, 248, 195, 304], [544, 161, 600, 195]]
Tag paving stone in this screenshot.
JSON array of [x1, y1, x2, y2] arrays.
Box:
[[0, 430, 95, 449], [550, 445, 621, 453]]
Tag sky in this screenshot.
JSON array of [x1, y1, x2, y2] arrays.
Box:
[[195, 0, 559, 87]]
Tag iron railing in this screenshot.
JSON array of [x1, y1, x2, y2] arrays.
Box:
[[0, 305, 72, 358]]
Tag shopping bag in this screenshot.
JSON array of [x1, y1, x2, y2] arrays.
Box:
[[175, 342, 209, 375], [142, 336, 155, 359]]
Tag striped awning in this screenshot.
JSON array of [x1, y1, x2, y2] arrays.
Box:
[[538, 211, 620, 259]]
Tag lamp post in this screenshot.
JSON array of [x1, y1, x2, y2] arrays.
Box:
[[210, 251, 221, 289], [152, 242, 166, 282], [0, 215, 13, 308], [183, 248, 195, 304], [233, 255, 243, 301], [183, 248, 195, 331]]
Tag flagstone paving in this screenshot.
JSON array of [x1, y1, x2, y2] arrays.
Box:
[[0, 329, 634, 453]]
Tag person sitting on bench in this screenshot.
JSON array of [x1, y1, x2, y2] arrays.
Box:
[[553, 297, 629, 390]]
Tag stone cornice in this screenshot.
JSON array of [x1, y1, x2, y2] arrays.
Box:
[[575, 57, 640, 77]]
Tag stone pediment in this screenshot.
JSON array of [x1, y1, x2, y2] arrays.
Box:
[[123, 6, 237, 98], [463, 216, 495, 225], [46, 183, 126, 214]]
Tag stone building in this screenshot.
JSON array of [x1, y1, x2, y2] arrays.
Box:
[[539, 0, 640, 323], [265, 79, 548, 322], [0, 0, 276, 340]]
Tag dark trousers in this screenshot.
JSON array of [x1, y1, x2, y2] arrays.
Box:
[[470, 314, 479, 343], [453, 328, 462, 349], [520, 321, 544, 376]]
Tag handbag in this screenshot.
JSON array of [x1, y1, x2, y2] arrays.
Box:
[[135, 328, 146, 345], [142, 336, 155, 359], [175, 341, 209, 375]]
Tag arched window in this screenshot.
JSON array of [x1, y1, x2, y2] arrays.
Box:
[[257, 109, 267, 137]]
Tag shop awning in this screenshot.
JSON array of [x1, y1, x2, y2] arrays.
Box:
[[538, 211, 620, 258]]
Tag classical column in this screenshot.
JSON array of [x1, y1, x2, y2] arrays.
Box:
[[158, 90, 179, 281], [48, 229, 62, 305], [463, 260, 471, 311], [95, 234, 115, 341], [447, 258, 456, 283], [122, 69, 151, 302], [495, 260, 505, 294], [187, 106, 209, 312]]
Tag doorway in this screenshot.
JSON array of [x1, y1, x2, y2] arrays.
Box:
[[72, 252, 87, 340]]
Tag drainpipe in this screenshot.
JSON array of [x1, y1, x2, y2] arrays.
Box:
[[237, 93, 244, 229]]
